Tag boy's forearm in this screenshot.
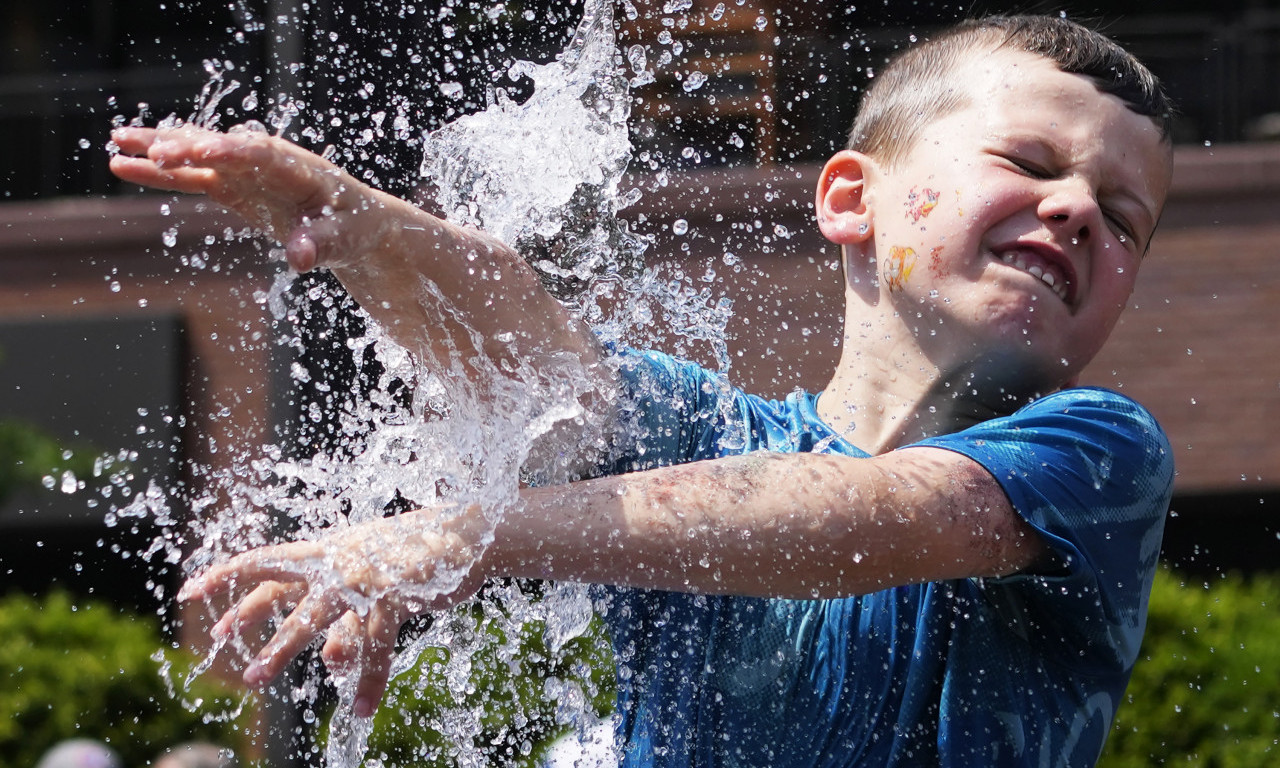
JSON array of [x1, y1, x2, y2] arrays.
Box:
[[330, 187, 602, 372], [486, 450, 1042, 599], [107, 126, 605, 378]]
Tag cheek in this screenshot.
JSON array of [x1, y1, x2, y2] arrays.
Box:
[[904, 186, 942, 223], [927, 246, 948, 279], [1089, 246, 1142, 307]]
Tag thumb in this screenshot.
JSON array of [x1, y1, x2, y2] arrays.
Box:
[[283, 208, 369, 273]]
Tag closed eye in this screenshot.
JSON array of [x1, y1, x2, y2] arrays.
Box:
[[1004, 155, 1054, 179], [1102, 206, 1142, 250]]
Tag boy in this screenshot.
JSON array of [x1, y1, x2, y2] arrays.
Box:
[[111, 14, 1175, 768]]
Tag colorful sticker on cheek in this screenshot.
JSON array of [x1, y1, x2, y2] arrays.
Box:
[[905, 187, 941, 222], [928, 246, 947, 278], [884, 246, 917, 292]]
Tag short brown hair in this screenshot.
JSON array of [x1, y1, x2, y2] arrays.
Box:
[[846, 15, 1174, 166]]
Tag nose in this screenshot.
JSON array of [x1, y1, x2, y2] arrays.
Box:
[[1038, 177, 1098, 243]]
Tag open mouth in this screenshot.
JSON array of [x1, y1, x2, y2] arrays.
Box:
[[996, 248, 1074, 304]]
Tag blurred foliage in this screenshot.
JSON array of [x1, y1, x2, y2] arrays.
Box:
[[1101, 567, 1280, 766], [352, 594, 615, 767], [0, 590, 247, 768], [0, 419, 112, 507]]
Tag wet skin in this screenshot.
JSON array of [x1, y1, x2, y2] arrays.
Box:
[[816, 48, 1173, 420]]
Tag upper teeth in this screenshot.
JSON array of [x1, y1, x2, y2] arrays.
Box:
[[1001, 253, 1068, 301]]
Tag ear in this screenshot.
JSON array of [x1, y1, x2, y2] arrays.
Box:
[[816, 150, 876, 245]]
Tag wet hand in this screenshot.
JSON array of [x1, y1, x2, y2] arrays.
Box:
[[180, 510, 488, 717], [108, 124, 386, 272]]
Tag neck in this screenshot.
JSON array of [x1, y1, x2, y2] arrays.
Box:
[[817, 306, 1049, 455]]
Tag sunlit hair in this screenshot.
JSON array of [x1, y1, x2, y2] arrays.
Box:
[[846, 15, 1174, 166]]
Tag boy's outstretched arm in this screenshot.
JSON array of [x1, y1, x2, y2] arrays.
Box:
[[109, 126, 606, 393], [183, 446, 1046, 716], [496, 446, 1048, 597]]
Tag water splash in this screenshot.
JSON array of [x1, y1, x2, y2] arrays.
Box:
[[111, 0, 749, 764], [420, 0, 647, 301], [114, 1, 629, 765]]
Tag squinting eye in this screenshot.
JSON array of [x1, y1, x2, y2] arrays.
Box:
[[1009, 157, 1052, 178], [1105, 212, 1137, 246]]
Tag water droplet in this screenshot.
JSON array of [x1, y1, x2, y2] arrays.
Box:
[[682, 71, 708, 92], [162, 227, 178, 247], [672, 219, 689, 236], [626, 44, 647, 74], [440, 82, 464, 99]]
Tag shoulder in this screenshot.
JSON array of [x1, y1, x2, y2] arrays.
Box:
[[920, 387, 1174, 510], [610, 349, 850, 463], [609, 349, 759, 467], [918, 388, 1174, 669], [916, 386, 1174, 552]]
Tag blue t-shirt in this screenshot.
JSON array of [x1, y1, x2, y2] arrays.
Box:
[[601, 350, 1173, 768]]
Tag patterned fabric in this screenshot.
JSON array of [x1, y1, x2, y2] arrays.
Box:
[[601, 349, 1173, 768]]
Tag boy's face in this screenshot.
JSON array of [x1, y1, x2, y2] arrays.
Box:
[[855, 48, 1172, 392]]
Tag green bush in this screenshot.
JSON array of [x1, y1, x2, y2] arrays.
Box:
[[0, 590, 247, 767], [0, 420, 112, 506], [1101, 567, 1280, 767], [354, 594, 615, 768]]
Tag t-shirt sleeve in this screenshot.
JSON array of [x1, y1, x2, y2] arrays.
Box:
[[916, 388, 1174, 673], [607, 348, 742, 471]]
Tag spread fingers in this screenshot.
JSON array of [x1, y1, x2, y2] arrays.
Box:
[[243, 589, 347, 687]]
